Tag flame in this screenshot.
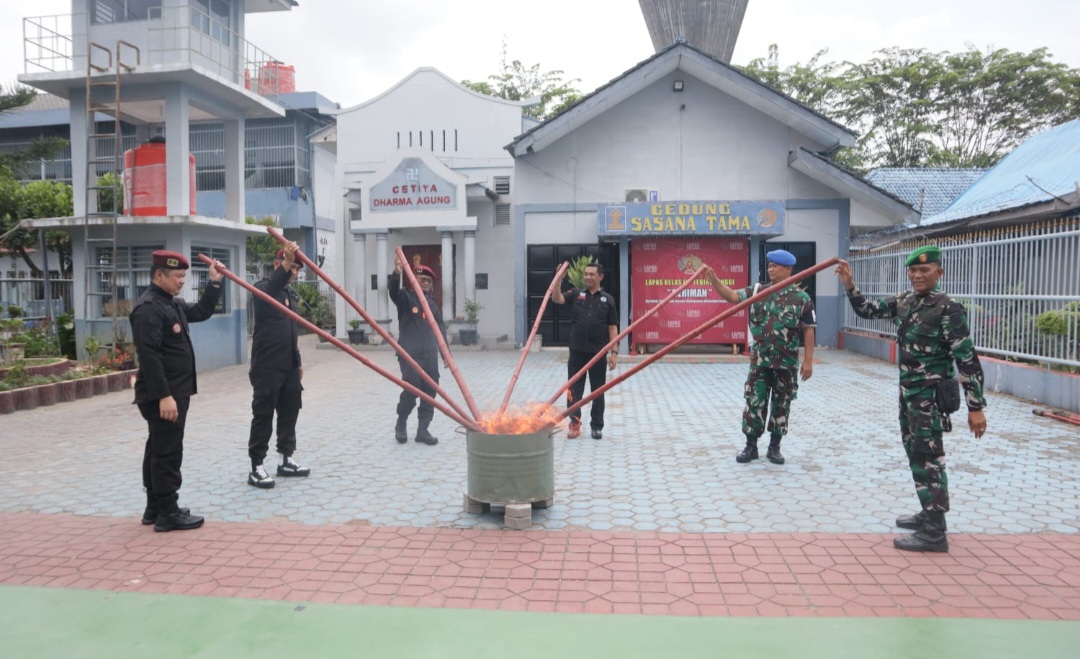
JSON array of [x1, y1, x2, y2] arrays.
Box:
[[477, 403, 562, 435]]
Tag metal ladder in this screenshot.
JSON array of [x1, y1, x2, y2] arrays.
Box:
[[81, 40, 139, 348]]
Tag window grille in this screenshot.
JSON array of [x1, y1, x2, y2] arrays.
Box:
[[349, 207, 362, 223], [93, 244, 163, 318], [495, 204, 511, 225], [493, 176, 511, 195], [189, 245, 231, 314]]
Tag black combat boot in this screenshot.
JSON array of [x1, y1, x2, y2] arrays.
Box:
[[895, 510, 947, 532], [893, 510, 948, 553], [142, 492, 189, 525], [766, 438, 785, 465], [415, 419, 439, 445], [736, 439, 759, 463], [395, 415, 408, 444]]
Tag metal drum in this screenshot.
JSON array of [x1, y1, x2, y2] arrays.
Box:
[[466, 427, 554, 504]]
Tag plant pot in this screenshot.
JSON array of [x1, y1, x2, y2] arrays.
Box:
[[347, 328, 366, 345], [458, 328, 479, 346]]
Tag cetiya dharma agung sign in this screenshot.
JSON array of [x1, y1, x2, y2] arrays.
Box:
[[598, 201, 785, 236], [369, 157, 457, 213]]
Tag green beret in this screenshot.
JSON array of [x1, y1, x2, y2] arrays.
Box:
[[905, 245, 941, 267]]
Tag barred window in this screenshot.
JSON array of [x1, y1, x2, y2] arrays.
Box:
[[189, 245, 231, 314], [93, 244, 163, 319]]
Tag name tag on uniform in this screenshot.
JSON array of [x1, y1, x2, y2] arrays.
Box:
[[578, 292, 586, 299]]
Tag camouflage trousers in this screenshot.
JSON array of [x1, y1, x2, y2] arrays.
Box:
[[898, 385, 950, 512], [742, 365, 799, 442]]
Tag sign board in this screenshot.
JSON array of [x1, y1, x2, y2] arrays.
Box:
[[599, 201, 785, 236], [630, 237, 749, 347], [369, 157, 457, 213]]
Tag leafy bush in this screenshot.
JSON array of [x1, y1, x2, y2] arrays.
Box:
[[566, 255, 594, 290], [1036, 301, 1080, 337], [16, 320, 61, 358], [55, 312, 76, 358]]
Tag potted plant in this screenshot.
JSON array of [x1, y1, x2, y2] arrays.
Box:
[[458, 298, 483, 346], [347, 318, 367, 345]]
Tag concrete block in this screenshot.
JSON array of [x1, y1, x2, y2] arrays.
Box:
[[462, 493, 489, 514], [504, 515, 532, 530], [533, 497, 554, 509], [504, 503, 532, 518]]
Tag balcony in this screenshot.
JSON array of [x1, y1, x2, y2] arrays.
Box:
[[22, 6, 290, 114]]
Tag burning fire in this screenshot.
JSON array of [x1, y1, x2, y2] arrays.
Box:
[[478, 403, 562, 434]]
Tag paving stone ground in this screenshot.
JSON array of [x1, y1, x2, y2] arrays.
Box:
[[2, 338, 1078, 535]]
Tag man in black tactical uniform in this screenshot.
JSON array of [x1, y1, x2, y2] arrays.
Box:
[[389, 257, 446, 446], [130, 250, 223, 532], [247, 241, 311, 489]]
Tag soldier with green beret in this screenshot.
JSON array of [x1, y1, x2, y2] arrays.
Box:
[[835, 246, 988, 553]]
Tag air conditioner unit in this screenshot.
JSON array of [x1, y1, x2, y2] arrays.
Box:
[[624, 188, 659, 203]]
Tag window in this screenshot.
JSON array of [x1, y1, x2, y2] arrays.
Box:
[[93, 244, 163, 319], [493, 176, 511, 195], [349, 207, 363, 223], [92, 0, 162, 24], [191, 0, 231, 46], [189, 245, 231, 314]]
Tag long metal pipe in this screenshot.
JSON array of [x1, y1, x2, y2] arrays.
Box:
[[395, 247, 483, 423], [558, 257, 840, 422], [495, 261, 569, 420], [542, 265, 708, 411], [198, 253, 480, 432], [264, 227, 474, 424]]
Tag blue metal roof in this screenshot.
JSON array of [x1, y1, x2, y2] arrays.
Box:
[[865, 167, 987, 217], [924, 119, 1080, 225]]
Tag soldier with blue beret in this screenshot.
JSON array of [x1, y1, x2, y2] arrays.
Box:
[[705, 248, 816, 465], [835, 246, 988, 552]]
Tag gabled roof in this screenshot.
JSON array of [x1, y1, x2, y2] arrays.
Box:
[[865, 167, 987, 217], [507, 41, 857, 157], [788, 148, 919, 226], [923, 119, 1080, 226], [336, 67, 526, 115]]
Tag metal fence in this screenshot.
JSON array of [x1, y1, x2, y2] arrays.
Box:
[[0, 278, 74, 320], [845, 216, 1080, 369]]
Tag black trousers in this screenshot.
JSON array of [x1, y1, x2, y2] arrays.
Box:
[[138, 396, 191, 513], [248, 368, 303, 465], [397, 355, 439, 426], [567, 349, 607, 430]]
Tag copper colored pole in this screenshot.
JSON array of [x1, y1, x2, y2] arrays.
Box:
[[542, 265, 708, 412], [264, 227, 473, 424], [495, 261, 570, 420], [395, 247, 483, 423], [557, 257, 841, 422], [198, 254, 480, 432]]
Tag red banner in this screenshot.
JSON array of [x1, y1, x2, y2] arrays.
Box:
[[630, 237, 749, 348]]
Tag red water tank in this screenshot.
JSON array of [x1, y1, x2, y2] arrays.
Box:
[[123, 137, 196, 216], [258, 62, 296, 95]]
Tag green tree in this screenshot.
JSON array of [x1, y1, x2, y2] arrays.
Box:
[[245, 215, 282, 277], [0, 85, 67, 174], [462, 41, 581, 120], [738, 45, 1080, 172]]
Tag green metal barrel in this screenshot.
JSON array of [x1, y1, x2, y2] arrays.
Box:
[[466, 427, 554, 504]]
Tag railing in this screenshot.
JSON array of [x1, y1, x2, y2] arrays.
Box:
[[845, 217, 1080, 369], [1, 278, 75, 320], [22, 8, 287, 98], [23, 14, 74, 73]]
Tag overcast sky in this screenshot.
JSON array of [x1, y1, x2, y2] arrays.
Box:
[[3, 0, 1079, 108]]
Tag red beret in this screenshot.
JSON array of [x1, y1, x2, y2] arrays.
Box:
[[275, 249, 303, 268], [414, 264, 436, 280], [151, 250, 189, 270]]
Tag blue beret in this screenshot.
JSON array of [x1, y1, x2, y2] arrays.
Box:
[[766, 249, 796, 266]]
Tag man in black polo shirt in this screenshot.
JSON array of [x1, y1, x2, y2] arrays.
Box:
[[553, 261, 619, 439]]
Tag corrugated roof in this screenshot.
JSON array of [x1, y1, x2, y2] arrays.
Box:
[[18, 93, 69, 112], [865, 167, 987, 217], [923, 119, 1080, 225]]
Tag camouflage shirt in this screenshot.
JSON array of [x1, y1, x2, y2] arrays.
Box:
[[737, 284, 815, 368], [846, 287, 987, 411]]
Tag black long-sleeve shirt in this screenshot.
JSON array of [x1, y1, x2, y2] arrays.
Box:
[[130, 281, 222, 404], [388, 272, 446, 357], [250, 266, 302, 373]]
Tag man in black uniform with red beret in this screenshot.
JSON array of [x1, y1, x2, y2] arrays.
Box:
[[130, 250, 223, 531], [389, 257, 446, 446], [246, 241, 310, 489]]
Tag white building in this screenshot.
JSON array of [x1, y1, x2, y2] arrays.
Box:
[[314, 68, 529, 341]]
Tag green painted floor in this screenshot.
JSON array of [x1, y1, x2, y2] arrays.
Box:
[[2, 586, 1078, 659]]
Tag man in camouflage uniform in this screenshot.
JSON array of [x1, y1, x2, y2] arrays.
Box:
[[835, 246, 988, 553], [705, 249, 815, 465]]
